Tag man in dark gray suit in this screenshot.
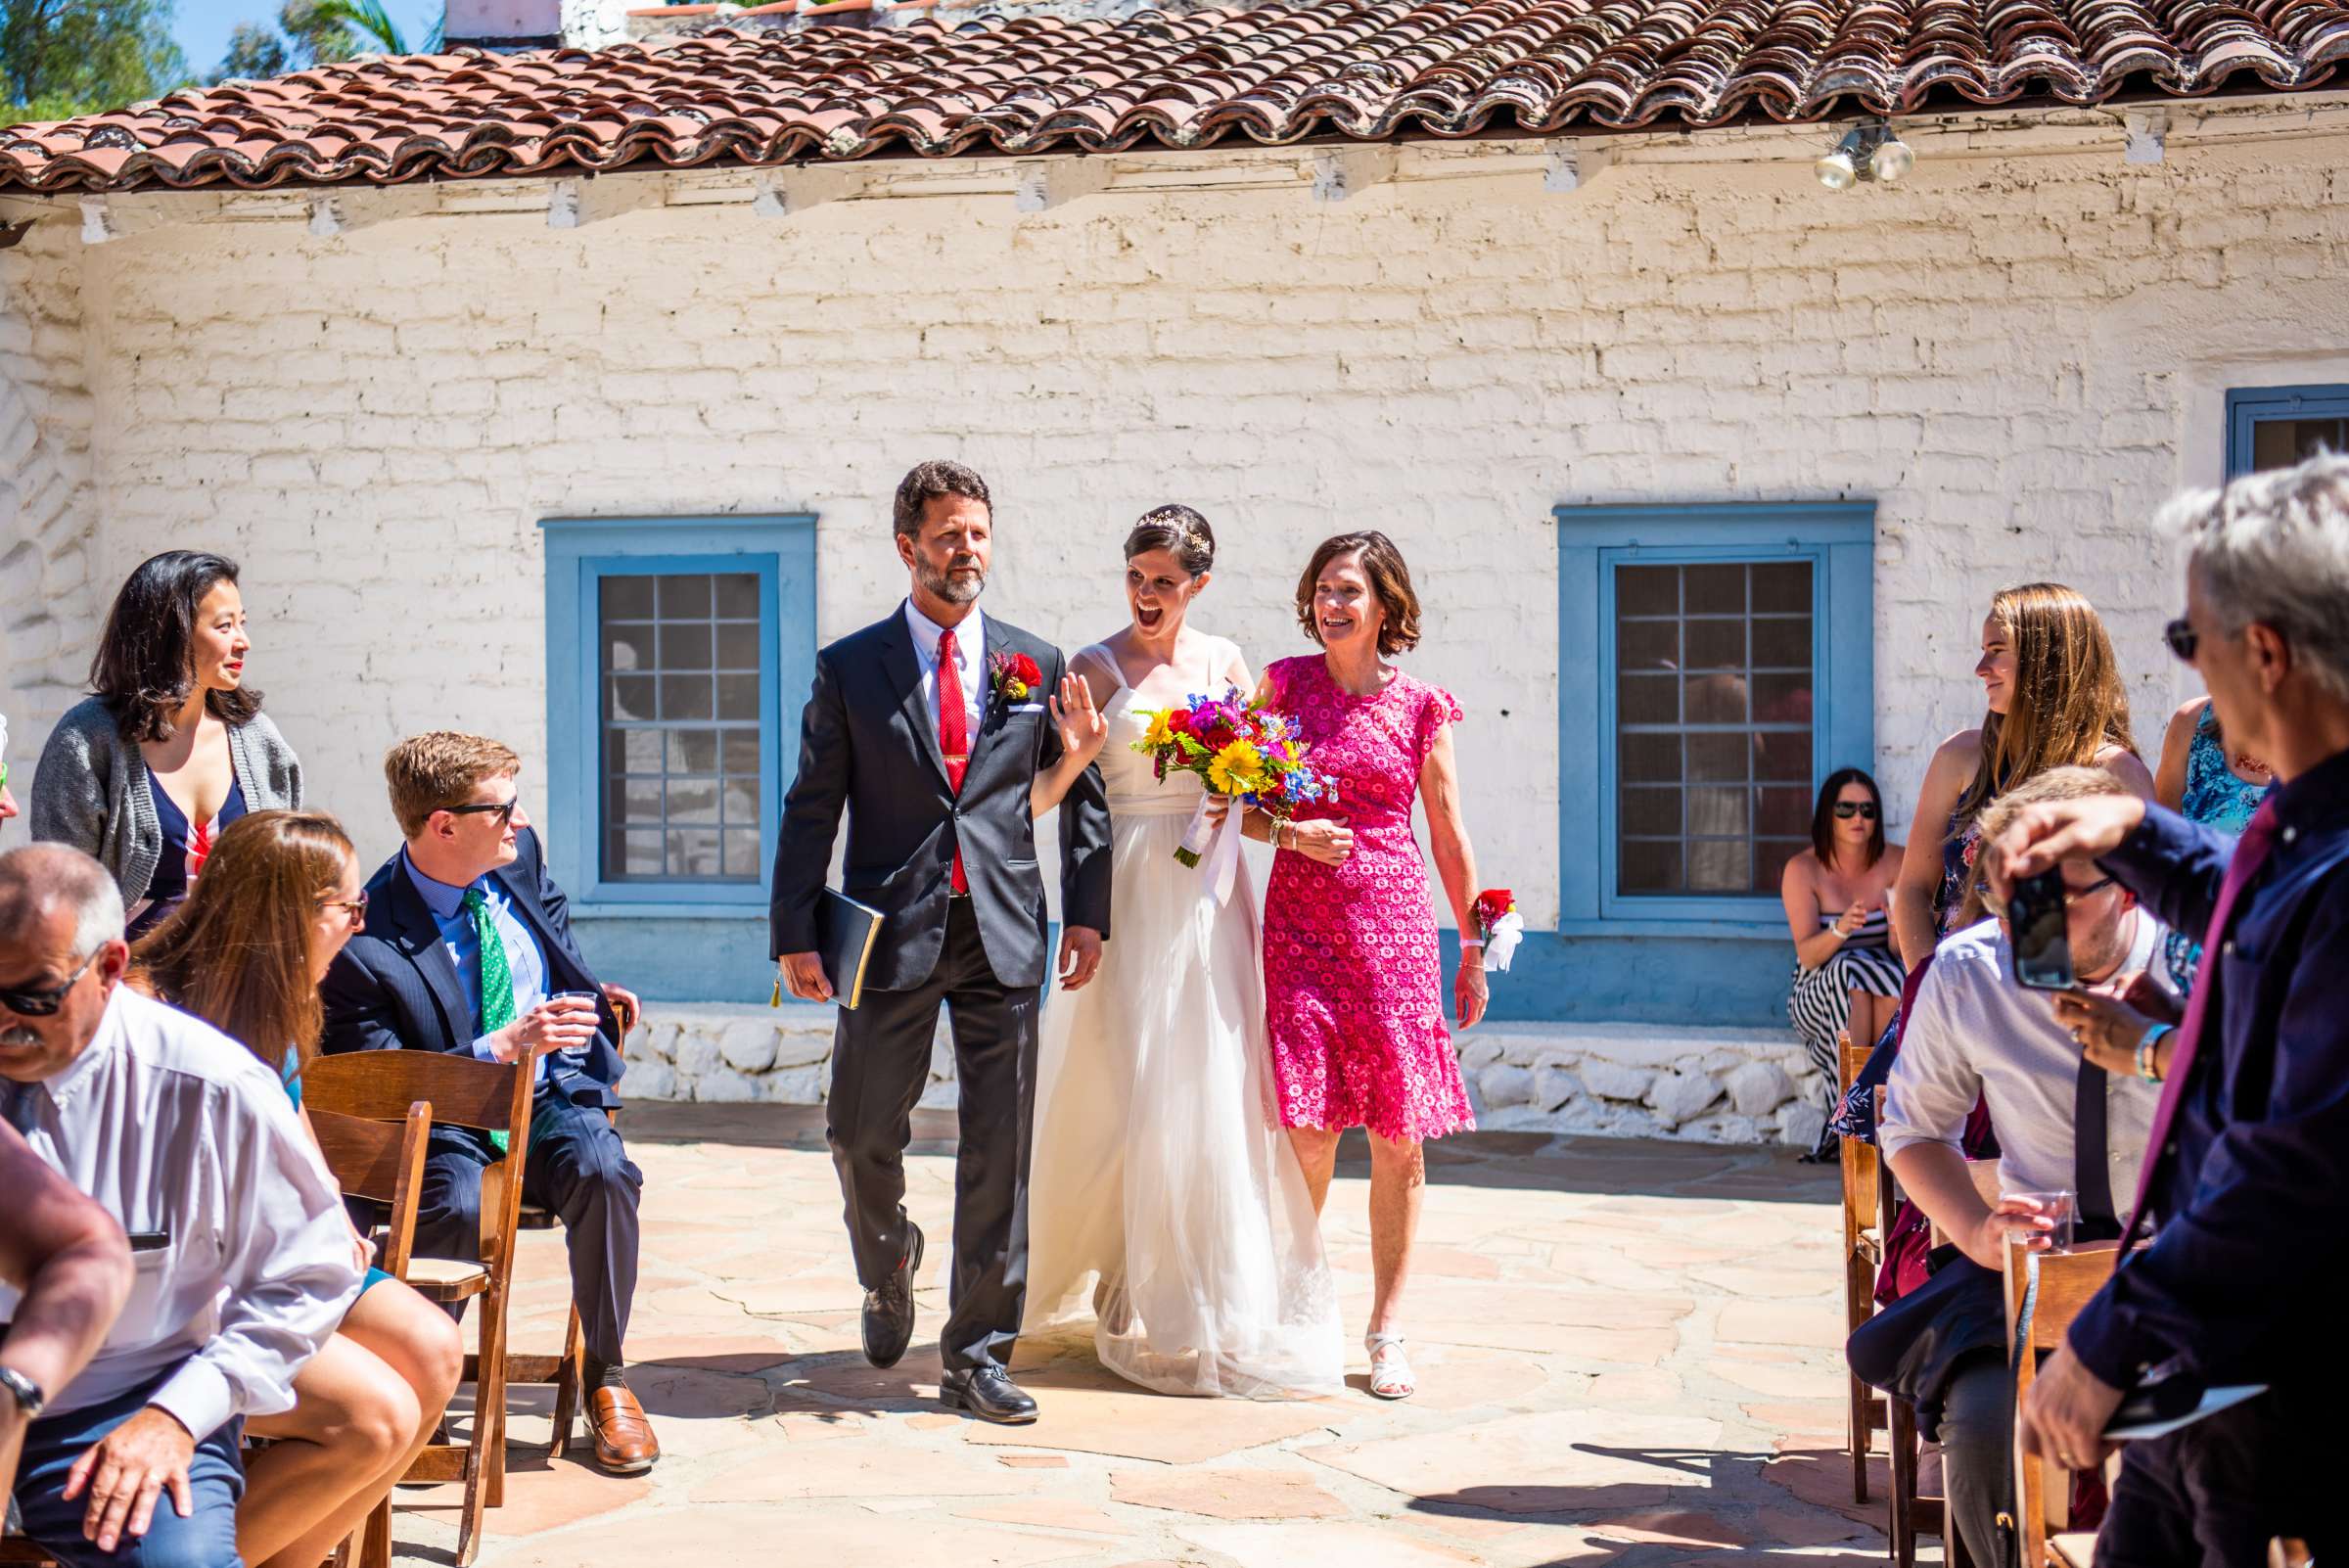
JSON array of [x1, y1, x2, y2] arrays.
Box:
[[771, 460, 1111, 1424]]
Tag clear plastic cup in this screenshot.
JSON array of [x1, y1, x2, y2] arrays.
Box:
[[2004, 1188, 2076, 1255]]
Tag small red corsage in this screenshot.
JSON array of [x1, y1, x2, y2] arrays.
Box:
[[990, 651, 1043, 704]]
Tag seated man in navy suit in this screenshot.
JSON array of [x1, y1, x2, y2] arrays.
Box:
[[320, 732, 657, 1474]]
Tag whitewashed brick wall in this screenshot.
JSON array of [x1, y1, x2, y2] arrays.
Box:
[[3, 116, 2344, 1137]]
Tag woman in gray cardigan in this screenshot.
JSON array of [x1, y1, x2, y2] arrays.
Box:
[[30, 550, 303, 936]]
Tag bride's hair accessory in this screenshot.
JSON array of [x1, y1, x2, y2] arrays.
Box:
[[1471, 889, 1523, 973], [989, 651, 1042, 704]]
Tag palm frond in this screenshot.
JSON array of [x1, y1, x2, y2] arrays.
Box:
[[307, 0, 405, 54]]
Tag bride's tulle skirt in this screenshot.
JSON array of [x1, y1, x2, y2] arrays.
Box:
[[1022, 804, 1345, 1398]]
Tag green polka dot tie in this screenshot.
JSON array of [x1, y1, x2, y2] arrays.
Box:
[[465, 887, 519, 1153]]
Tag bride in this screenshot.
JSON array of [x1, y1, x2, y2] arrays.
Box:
[[1022, 505, 1344, 1398]]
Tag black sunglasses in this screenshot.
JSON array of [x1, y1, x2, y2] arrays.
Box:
[[440, 797, 519, 828], [0, 951, 101, 1018], [1832, 802, 1880, 820], [2163, 618, 2197, 663]]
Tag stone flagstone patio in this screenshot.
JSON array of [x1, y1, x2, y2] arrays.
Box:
[[396, 1105, 1914, 1567]]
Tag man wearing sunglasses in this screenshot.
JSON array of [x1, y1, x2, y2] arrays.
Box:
[[319, 732, 657, 1477], [1986, 453, 2349, 1565], [1849, 764, 2172, 1567], [2, 844, 361, 1568]]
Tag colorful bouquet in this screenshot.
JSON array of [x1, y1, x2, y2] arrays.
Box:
[[1471, 889, 1524, 973], [1131, 687, 1337, 868]]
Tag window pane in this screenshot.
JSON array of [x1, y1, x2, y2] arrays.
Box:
[[1611, 559, 1817, 900], [1752, 562, 1810, 614], [1618, 673, 1678, 726], [716, 623, 761, 671], [1621, 840, 1682, 894], [658, 575, 713, 617], [1617, 565, 1678, 618], [661, 674, 714, 720], [1622, 732, 1681, 783], [597, 569, 765, 885], [716, 674, 760, 722], [601, 576, 656, 619], [1622, 787, 1681, 837], [1684, 619, 1745, 671], [2252, 415, 2349, 472], [1617, 618, 1678, 669], [659, 622, 714, 671], [714, 574, 760, 619], [1683, 564, 1745, 616]]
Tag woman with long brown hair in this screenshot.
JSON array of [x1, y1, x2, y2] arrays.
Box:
[[131, 810, 460, 1568], [1887, 582, 2154, 969]]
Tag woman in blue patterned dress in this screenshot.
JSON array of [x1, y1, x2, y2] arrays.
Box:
[[2151, 696, 2272, 992]]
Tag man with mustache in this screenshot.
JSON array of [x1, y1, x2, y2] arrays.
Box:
[[772, 459, 1112, 1424]]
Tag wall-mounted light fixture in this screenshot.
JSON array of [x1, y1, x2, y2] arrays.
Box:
[[1815, 119, 1915, 191]]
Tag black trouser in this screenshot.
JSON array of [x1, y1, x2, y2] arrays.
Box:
[[1941, 1351, 2015, 1568], [2096, 1388, 2325, 1568], [829, 897, 1040, 1374], [412, 1091, 642, 1366]]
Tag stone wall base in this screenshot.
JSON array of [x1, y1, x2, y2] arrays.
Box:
[[622, 1005, 1821, 1148]]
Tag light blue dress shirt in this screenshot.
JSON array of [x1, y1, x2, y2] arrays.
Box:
[[402, 853, 551, 1084]]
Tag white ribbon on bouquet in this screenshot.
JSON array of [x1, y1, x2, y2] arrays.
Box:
[[1176, 794, 1246, 907]]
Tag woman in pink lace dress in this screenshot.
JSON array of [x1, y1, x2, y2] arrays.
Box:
[[1250, 530, 1488, 1402]]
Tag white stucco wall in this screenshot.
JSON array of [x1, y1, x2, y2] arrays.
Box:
[[3, 107, 2345, 1133]]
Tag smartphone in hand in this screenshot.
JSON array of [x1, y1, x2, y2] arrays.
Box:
[[2008, 866, 2075, 990]]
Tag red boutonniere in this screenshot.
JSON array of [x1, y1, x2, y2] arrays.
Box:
[[990, 651, 1042, 705]]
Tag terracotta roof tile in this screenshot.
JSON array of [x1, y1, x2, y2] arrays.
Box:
[[4, 0, 2345, 193]]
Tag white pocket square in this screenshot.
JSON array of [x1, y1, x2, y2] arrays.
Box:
[[1007, 703, 1046, 715]]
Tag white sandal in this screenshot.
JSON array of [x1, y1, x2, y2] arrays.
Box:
[[1365, 1332, 1416, 1401]]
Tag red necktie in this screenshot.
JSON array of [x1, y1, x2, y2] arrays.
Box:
[[2123, 796, 2280, 1238], [937, 626, 970, 896]]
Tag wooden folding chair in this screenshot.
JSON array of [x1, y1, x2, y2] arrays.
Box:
[[303, 1051, 534, 1568], [503, 997, 635, 1468], [1837, 1031, 1891, 1503], [2005, 1236, 2121, 1568], [1875, 1118, 1974, 1568], [307, 1101, 434, 1568]]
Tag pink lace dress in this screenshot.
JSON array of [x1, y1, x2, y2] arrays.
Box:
[[1262, 655, 1475, 1142]]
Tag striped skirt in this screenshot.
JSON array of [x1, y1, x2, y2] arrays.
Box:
[[1789, 942, 1907, 1099]]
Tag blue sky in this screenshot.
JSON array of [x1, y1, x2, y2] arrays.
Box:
[[171, 0, 444, 77]]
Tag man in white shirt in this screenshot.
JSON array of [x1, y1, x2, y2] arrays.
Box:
[[1858, 767, 2167, 1567], [0, 845, 360, 1568]]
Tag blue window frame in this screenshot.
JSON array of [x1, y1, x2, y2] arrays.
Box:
[[2227, 384, 2349, 477], [541, 516, 816, 914], [1555, 502, 1874, 936]]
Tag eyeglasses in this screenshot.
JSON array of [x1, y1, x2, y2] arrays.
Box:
[[317, 890, 369, 928], [0, 950, 101, 1018], [1973, 874, 2117, 906], [1832, 802, 1879, 820], [2163, 618, 2198, 663], [439, 797, 519, 828]]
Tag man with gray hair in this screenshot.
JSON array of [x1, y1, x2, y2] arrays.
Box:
[[1985, 452, 2349, 1563], [1, 844, 359, 1568]]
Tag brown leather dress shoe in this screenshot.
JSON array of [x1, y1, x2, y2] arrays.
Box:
[[587, 1384, 661, 1474]]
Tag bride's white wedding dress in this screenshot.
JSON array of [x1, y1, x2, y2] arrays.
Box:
[[1022, 640, 1344, 1398]]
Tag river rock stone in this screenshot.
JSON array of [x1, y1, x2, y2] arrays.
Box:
[[717, 1018, 780, 1075], [1646, 1070, 1725, 1129], [1724, 1059, 1796, 1117], [1582, 1060, 1655, 1102]]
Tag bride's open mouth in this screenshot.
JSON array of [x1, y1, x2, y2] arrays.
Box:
[[1135, 604, 1165, 630]]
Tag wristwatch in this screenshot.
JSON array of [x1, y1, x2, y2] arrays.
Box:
[[0, 1363, 45, 1418]]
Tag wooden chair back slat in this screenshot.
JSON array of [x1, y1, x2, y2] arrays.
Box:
[[2005, 1238, 2124, 1565], [310, 1101, 432, 1278], [306, 1051, 525, 1133], [1837, 1033, 1877, 1246]]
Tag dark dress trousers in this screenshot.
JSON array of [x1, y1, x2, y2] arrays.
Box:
[[320, 828, 641, 1366], [770, 603, 1112, 1374]]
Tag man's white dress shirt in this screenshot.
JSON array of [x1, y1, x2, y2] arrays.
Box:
[[903, 600, 986, 736], [0, 986, 361, 1437], [1881, 913, 2169, 1203]]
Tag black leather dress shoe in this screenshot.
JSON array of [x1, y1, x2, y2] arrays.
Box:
[[939, 1366, 1038, 1425], [861, 1222, 924, 1369]]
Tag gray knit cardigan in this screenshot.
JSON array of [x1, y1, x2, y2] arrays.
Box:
[[28, 696, 304, 905]]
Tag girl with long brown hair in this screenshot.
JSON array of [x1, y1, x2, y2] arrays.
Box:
[[1887, 582, 2154, 970], [131, 810, 460, 1568]]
